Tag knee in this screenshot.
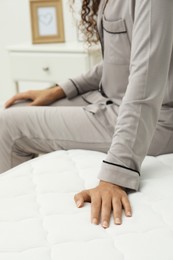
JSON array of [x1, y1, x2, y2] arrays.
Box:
[[0, 110, 9, 133], [0, 109, 18, 136], [0, 109, 8, 128]]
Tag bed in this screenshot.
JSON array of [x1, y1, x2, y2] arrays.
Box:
[[0, 149, 173, 260]]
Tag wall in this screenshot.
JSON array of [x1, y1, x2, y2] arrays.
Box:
[[0, 0, 78, 105]]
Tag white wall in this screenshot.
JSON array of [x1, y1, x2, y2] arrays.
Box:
[[0, 0, 78, 104]]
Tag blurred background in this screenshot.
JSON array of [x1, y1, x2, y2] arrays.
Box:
[[0, 0, 101, 107]]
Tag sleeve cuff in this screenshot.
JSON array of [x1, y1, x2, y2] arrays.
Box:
[[59, 79, 79, 99], [98, 161, 140, 191]]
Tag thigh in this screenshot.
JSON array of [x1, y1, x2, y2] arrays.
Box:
[[10, 95, 88, 108], [2, 105, 112, 154], [148, 108, 173, 156], [148, 124, 173, 156], [51, 95, 89, 107]]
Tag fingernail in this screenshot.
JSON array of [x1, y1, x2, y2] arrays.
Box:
[[115, 218, 121, 225], [76, 201, 81, 208], [127, 212, 132, 217], [102, 220, 108, 228], [92, 218, 98, 225]]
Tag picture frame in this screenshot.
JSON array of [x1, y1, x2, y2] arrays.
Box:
[[30, 0, 65, 44]]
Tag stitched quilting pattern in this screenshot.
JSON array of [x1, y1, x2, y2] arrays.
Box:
[[0, 150, 173, 260]]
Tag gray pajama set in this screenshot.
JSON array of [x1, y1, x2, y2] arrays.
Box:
[[1, 0, 173, 190]]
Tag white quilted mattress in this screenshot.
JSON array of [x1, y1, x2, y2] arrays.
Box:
[[0, 150, 173, 260]]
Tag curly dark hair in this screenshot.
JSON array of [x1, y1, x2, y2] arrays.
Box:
[[70, 0, 101, 45]]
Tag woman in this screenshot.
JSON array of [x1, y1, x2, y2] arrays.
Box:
[[1, 0, 173, 228]]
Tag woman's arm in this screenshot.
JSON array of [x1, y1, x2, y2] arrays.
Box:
[[59, 61, 103, 99], [5, 61, 103, 107], [74, 0, 173, 227], [4, 86, 66, 108], [98, 0, 173, 190]]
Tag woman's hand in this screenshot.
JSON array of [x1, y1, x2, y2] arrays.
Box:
[[4, 86, 66, 108], [74, 180, 132, 228]]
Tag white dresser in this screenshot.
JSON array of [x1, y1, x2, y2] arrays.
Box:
[[7, 43, 102, 93]]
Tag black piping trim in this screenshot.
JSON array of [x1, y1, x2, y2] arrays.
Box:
[[69, 79, 80, 95], [103, 27, 127, 35], [81, 97, 92, 105], [103, 160, 140, 176]]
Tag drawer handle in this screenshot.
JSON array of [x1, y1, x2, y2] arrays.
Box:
[[42, 67, 50, 71]]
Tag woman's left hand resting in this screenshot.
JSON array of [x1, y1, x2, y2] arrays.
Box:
[[4, 86, 65, 108], [74, 180, 132, 228]]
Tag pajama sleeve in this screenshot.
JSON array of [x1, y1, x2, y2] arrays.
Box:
[[59, 61, 103, 99], [98, 0, 173, 190]]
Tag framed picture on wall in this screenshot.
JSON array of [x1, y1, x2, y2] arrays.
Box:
[[30, 0, 65, 44]]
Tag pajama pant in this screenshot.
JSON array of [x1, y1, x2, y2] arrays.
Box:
[[0, 94, 173, 174]]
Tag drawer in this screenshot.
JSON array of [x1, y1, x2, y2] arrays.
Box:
[[10, 52, 90, 82]]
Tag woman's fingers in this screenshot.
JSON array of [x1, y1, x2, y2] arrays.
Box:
[[112, 198, 122, 225], [101, 193, 112, 228], [121, 195, 132, 217], [4, 92, 32, 108], [74, 182, 132, 228], [28, 98, 42, 106], [4, 87, 64, 108], [91, 192, 101, 225], [74, 190, 91, 208]]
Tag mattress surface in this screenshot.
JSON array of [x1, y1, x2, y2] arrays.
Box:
[[0, 150, 173, 260]]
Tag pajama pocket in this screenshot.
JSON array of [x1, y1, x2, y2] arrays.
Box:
[[102, 16, 131, 65]]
